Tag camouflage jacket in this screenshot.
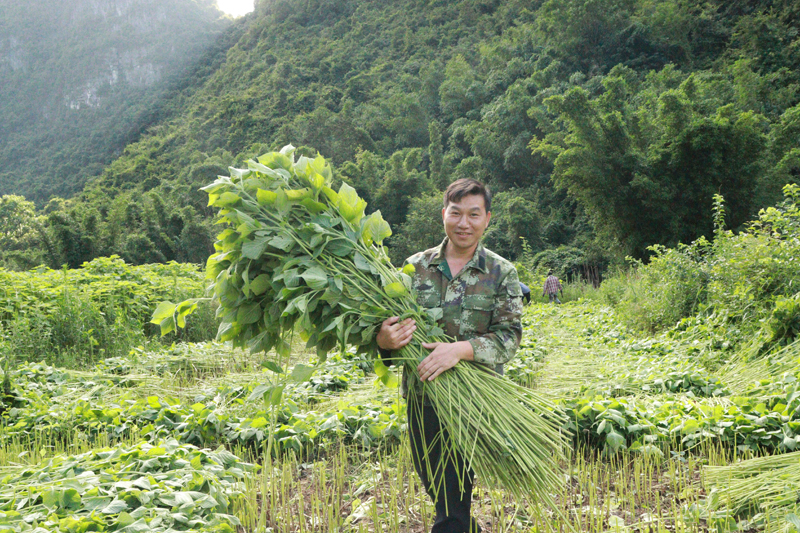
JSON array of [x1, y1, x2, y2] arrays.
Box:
[[389, 238, 523, 397]]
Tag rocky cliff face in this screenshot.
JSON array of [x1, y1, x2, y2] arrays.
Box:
[[0, 0, 230, 201]]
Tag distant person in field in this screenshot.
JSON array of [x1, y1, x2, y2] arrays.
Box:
[[519, 281, 531, 304], [376, 178, 522, 533], [543, 273, 562, 304]]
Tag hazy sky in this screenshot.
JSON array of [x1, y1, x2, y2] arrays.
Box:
[[217, 0, 254, 17]]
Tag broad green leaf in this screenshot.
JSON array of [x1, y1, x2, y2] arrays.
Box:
[[261, 360, 283, 373], [160, 316, 176, 336], [116, 512, 136, 528], [42, 490, 59, 509], [301, 266, 328, 289], [258, 149, 293, 169], [101, 499, 129, 514], [250, 274, 270, 295], [321, 186, 339, 206], [276, 189, 290, 215], [256, 189, 277, 205], [248, 384, 271, 402], [286, 188, 312, 201], [213, 192, 241, 207], [401, 263, 415, 276], [290, 364, 315, 383], [307, 170, 325, 190], [354, 252, 372, 272], [300, 197, 327, 214], [338, 201, 358, 223], [237, 302, 262, 325], [269, 235, 295, 252], [150, 301, 176, 324], [338, 182, 361, 208], [326, 239, 354, 257], [426, 307, 443, 322], [606, 431, 626, 452], [269, 384, 284, 406], [384, 282, 407, 298], [374, 361, 399, 388], [242, 237, 269, 259], [360, 211, 391, 244]]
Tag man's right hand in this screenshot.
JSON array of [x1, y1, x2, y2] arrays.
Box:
[[376, 316, 416, 351]]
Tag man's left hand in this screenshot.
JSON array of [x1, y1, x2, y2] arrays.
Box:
[[417, 341, 474, 381]]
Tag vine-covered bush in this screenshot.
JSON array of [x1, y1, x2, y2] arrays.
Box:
[[0, 256, 214, 366]]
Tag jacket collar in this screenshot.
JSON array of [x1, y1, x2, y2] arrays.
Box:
[[426, 237, 487, 273]]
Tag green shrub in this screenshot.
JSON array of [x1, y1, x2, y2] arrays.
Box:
[[0, 256, 213, 367], [612, 243, 709, 332]]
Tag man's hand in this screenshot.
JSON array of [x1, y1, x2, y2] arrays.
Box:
[[376, 316, 416, 351], [417, 341, 474, 382]]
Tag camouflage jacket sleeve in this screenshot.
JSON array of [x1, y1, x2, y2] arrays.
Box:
[[467, 267, 523, 366]]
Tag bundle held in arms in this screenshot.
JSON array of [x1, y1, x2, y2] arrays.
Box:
[[157, 145, 568, 506]]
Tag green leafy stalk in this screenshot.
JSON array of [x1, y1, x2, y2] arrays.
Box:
[[154, 145, 569, 509]]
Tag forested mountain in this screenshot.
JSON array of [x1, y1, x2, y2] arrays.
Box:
[[0, 0, 230, 202], [2, 0, 799, 276]]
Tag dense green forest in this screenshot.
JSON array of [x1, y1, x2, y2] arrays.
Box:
[[0, 0, 230, 202], [1, 0, 798, 274]]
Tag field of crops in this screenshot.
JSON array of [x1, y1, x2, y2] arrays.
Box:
[[3, 181, 800, 532], [3, 269, 800, 532]]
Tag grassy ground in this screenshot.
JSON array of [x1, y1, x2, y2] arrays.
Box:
[[0, 300, 787, 532]]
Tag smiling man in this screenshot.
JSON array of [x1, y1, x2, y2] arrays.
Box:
[[377, 178, 523, 533]]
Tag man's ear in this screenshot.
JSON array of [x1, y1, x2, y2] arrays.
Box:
[[485, 211, 491, 227], [441, 207, 446, 223]]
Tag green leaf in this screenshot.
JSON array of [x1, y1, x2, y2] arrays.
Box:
[[354, 252, 372, 272], [338, 182, 361, 208], [326, 239, 354, 257], [269, 384, 285, 406], [301, 266, 328, 290], [361, 211, 392, 245], [101, 499, 129, 514], [249, 274, 271, 295], [269, 235, 295, 252], [42, 489, 59, 509], [237, 302, 262, 325], [426, 307, 443, 322], [116, 512, 135, 528], [384, 282, 407, 298], [261, 360, 284, 373], [159, 316, 176, 336], [256, 189, 277, 205], [301, 197, 327, 214], [214, 192, 241, 207], [606, 431, 626, 452], [290, 364, 315, 383], [242, 237, 269, 259], [150, 301, 176, 324], [248, 384, 272, 402], [276, 189, 290, 216]]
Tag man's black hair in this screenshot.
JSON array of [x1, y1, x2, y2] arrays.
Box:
[[443, 178, 491, 213]]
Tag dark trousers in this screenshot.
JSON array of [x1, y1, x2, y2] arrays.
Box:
[[408, 397, 481, 533]]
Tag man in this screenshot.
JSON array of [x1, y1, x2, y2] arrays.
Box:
[[519, 281, 531, 305], [542, 273, 563, 304], [377, 178, 523, 533]]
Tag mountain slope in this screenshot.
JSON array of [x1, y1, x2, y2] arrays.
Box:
[[0, 0, 230, 202], [4, 0, 799, 273]]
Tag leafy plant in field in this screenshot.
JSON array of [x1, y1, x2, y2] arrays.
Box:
[[0, 257, 213, 366], [0, 439, 254, 532], [0, 355, 405, 457]]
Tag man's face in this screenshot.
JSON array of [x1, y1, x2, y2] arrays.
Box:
[[442, 194, 491, 254]]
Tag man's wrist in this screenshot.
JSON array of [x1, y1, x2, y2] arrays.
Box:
[[455, 340, 474, 361]]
